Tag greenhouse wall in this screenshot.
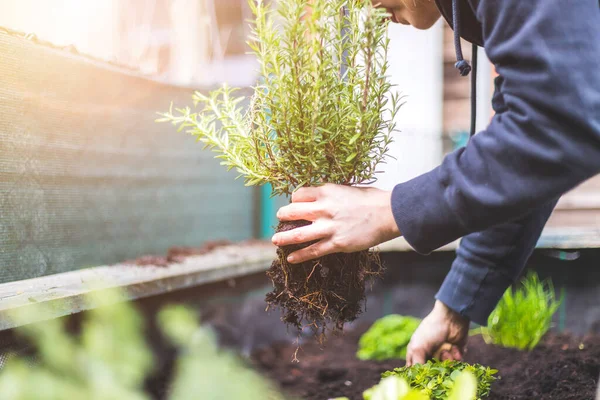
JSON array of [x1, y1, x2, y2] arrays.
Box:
[[0, 30, 255, 283]]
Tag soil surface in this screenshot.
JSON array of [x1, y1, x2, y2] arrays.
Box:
[[252, 325, 600, 400]]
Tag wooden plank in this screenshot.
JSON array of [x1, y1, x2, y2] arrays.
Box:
[[0, 242, 276, 331], [379, 226, 600, 252]]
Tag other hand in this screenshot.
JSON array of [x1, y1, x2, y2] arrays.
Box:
[[406, 300, 470, 366], [271, 183, 401, 264]]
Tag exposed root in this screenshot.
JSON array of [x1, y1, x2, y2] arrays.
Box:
[[265, 220, 383, 340]]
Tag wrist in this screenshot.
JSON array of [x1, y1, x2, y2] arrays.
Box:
[[434, 300, 469, 326], [378, 189, 401, 241]]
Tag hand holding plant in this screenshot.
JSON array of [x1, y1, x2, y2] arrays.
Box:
[[159, 0, 402, 336]]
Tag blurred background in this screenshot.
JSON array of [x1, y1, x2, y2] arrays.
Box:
[[0, 0, 597, 286]]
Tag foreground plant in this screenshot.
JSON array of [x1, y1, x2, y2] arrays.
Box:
[[0, 289, 283, 400], [481, 271, 562, 350], [332, 369, 478, 400], [158, 0, 400, 335], [382, 360, 498, 400], [357, 315, 421, 361]]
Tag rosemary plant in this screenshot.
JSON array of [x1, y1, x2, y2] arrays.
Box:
[[158, 0, 401, 196], [159, 0, 401, 336]]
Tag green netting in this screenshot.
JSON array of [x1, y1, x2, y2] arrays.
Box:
[[0, 31, 255, 283]]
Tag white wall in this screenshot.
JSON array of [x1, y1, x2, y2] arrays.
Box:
[[371, 21, 444, 190]]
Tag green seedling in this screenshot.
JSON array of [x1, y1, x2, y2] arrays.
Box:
[[383, 360, 498, 400], [481, 271, 562, 350], [333, 370, 478, 400], [357, 315, 421, 361]]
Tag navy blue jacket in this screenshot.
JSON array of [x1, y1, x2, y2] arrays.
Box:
[[390, 0, 600, 324]]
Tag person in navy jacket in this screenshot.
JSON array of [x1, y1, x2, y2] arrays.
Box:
[[272, 0, 600, 365]]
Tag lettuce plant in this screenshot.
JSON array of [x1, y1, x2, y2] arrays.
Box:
[[481, 271, 562, 350], [357, 315, 421, 361], [383, 360, 497, 400]]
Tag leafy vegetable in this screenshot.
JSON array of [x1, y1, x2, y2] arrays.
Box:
[[481, 271, 562, 350], [357, 315, 421, 361], [383, 360, 498, 400], [158, 0, 401, 196]]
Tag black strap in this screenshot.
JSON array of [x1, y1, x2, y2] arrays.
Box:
[[470, 43, 478, 138]]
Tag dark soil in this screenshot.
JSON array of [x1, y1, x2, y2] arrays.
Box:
[[266, 221, 382, 337], [252, 324, 600, 400]]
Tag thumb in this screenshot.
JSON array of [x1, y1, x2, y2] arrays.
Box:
[[433, 342, 453, 360]]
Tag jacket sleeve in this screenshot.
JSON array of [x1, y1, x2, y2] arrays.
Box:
[[391, 0, 600, 254], [435, 198, 558, 325]]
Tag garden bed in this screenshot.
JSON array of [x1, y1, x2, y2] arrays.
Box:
[[252, 324, 600, 400]]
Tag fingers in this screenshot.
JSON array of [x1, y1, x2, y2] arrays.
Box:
[[277, 202, 329, 222], [433, 343, 453, 360], [291, 186, 322, 203], [286, 240, 336, 264], [272, 222, 331, 248], [406, 347, 426, 367]]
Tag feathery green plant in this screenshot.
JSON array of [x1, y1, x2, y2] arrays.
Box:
[[481, 271, 562, 350], [158, 0, 401, 196], [357, 315, 421, 361]]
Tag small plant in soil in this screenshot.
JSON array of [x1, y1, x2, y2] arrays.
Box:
[[333, 369, 477, 400], [158, 0, 401, 336], [382, 360, 498, 400], [357, 315, 421, 361], [480, 270, 562, 351]]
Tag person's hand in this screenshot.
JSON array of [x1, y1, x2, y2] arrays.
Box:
[[406, 300, 470, 366], [271, 183, 401, 264]]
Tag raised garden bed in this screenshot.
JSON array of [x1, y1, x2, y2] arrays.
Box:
[[252, 323, 600, 400]]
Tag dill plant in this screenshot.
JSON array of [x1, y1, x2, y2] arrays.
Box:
[[159, 0, 401, 336], [481, 271, 562, 351]]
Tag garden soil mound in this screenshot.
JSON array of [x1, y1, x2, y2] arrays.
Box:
[[252, 324, 600, 400]]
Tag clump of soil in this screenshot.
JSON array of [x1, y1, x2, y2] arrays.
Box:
[[252, 325, 600, 400], [266, 221, 382, 337], [127, 240, 234, 267]]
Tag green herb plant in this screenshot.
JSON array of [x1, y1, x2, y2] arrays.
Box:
[[480, 271, 562, 350], [357, 315, 421, 361], [333, 369, 478, 400], [0, 288, 283, 400], [158, 0, 402, 335], [382, 360, 498, 400], [159, 0, 400, 196]]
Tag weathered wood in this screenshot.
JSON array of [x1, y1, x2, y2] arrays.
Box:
[[0, 243, 276, 331]]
